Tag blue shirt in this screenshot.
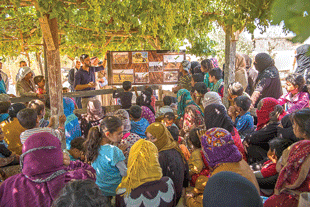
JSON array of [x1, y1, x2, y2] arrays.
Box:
[[0, 79, 6, 94], [92, 144, 125, 196], [74, 66, 104, 95], [130, 118, 149, 138], [0, 113, 9, 123], [235, 112, 254, 134]]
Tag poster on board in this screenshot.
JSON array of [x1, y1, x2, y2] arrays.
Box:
[[163, 54, 184, 70], [132, 52, 148, 63], [149, 62, 163, 72], [112, 69, 134, 84], [135, 72, 149, 83], [163, 71, 179, 82], [113, 52, 129, 64]]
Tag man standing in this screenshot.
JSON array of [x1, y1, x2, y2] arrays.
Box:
[[68, 59, 82, 108], [172, 60, 192, 93], [15, 61, 27, 83], [0, 61, 9, 94], [74, 54, 105, 108]]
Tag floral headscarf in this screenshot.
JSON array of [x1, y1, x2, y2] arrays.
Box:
[[177, 89, 203, 119], [114, 109, 131, 134]]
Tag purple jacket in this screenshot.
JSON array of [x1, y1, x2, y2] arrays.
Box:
[[278, 91, 309, 113]]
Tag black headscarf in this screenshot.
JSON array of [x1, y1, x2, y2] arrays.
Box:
[[254, 53, 279, 85], [295, 44, 310, 83], [203, 171, 263, 207], [137, 92, 155, 114], [8, 103, 26, 119], [204, 104, 235, 135], [277, 113, 299, 143], [190, 61, 201, 75]]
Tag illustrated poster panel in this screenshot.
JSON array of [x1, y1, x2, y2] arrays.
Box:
[[149, 62, 163, 72], [135, 72, 149, 83], [113, 52, 129, 64], [112, 69, 134, 84], [163, 71, 179, 82], [163, 54, 184, 70], [132, 52, 148, 63]]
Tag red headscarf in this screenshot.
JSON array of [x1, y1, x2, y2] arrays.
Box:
[[256, 97, 286, 131]]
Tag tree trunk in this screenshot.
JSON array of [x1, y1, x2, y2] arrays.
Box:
[[223, 25, 237, 108], [36, 52, 44, 75]]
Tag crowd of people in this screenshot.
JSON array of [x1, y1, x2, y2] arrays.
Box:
[[0, 44, 310, 207]]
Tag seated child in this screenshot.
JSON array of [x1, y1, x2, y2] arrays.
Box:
[[163, 112, 178, 130], [278, 74, 309, 113], [191, 73, 204, 92], [167, 125, 190, 161], [228, 95, 254, 137], [84, 117, 127, 199], [188, 128, 210, 186], [129, 106, 149, 138], [155, 96, 174, 119], [194, 82, 208, 111], [0, 101, 11, 123], [209, 67, 224, 97], [228, 82, 249, 106], [17, 108, 66, 145], [66, 137, 85, 161], [28, 99, 49, 127], [113, 81, 133, 110], [34, 75, 46, 95]]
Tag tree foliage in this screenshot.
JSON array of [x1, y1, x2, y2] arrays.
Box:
[[270, 0, 310, 43]]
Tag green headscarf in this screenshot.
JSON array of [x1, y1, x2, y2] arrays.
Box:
[[177, 89, 203, 119]]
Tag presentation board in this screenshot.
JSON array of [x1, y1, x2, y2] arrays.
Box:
[[107, 50, 186, 85]]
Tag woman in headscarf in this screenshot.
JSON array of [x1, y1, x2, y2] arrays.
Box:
[[146, 123, 189, 204], [199, 128, 260, 192], [63, 97, 81, 150], [244, 98, 286, 164], [0, 132, 96, 207], [136, 96, 155, 124], [204, 104, 247, 161], [294, 44, 310, 84], [235, 53, 248, 90], [242, 54, 258, 96], [202, 92, 224, 109], [177, 89, 203, 119], [116, 139, 176, 207], [264, 140, 310, 207], [277, 114, 299, 143], [114, 109, 141, 162], [141, 90, 155, 114], [15, 66, 41, 98], [0, 103, 26, 155], [80, 99, 105, 137], [251, 53, 283, 107], [203, 171, 263, 207]]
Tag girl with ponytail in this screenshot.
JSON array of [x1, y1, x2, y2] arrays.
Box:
[[84, 116, 127, 201]]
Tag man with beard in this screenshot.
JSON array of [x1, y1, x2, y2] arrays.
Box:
[[74, 54, 105, 108]]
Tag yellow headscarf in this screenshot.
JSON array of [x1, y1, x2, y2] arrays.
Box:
[[117, 139, 162, 196], [145, 122, 186, 162]]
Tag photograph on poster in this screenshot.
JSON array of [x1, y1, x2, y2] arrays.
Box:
[[113, 69, 134, 84], [149, 72, 163, 84], [163, 55, 184, 70], [163, 71, 179, 82], [135, 72, 149, 83], [113, 52, 129, 64], [132, 52, 148, 63], [149, 62, 163, 72]]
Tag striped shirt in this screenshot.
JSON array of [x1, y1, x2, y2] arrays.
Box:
[[20, 127, 64, 145], [178, 74, 192, 91]]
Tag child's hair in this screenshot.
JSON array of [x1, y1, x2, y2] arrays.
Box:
[[34, 75, 44, 85], [70, 137, 85, 151], [209, 67, 223, 80], [268, 137, 293, 159], [235, 95, 251, 112], [145, 87, 153, 95], [129, 105, 142, 119], [189, 128, 201, 148], [28, 100, 45, 116], [286, 74, 305, 92], [228, 82, 244, 96], [8, 103, 26, 118], [193, 66, 202, 74], [52, 180, 109, 207], [164, 112, 175, 121], [194, 82, 208, 95], [201, 59, 214, 72], [190, 61, 201, 75], [62, 87, 69, 92], [84, 116, 123, 163], [0, 101, 11, 114], [192, 73, 204, 83], [80, 54, 89, 62], [17, 108, 37, 129], [167, 125, 179, 141], [269, 105, 284, 123], [163, 96, 172, 106], [136, 96, 143, 106], [122, 81, 132, 91], [291, 108, 310, 139]]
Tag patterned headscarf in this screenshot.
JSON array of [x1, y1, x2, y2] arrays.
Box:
[[63, 97, 75, 117], [114, 109, 131, 134], [117, 139, 162, 196], [177, 89, 203, 118], [201, 128, 242, 169], [85, 99, 104, 122]]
